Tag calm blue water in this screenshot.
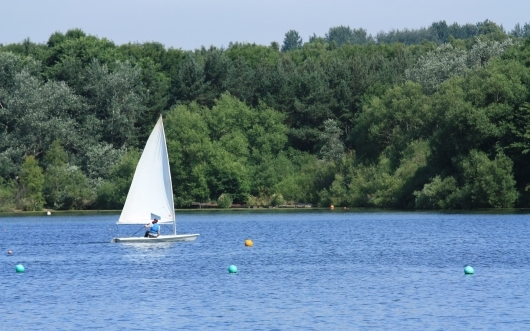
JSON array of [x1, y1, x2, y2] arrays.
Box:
[[1, 210, 530, 330]]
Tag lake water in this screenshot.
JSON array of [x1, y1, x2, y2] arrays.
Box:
[[1, 210, 530, 330]]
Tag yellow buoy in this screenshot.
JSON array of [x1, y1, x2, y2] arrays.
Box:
[[245, 239, 253, 247]]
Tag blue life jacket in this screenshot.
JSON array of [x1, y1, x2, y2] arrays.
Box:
[[149, 223, 160, 235]]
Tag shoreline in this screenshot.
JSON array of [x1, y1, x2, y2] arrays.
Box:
[[1, 207, 529, 217]]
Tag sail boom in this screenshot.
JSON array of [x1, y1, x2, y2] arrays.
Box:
[[116, 220, 174, 225]]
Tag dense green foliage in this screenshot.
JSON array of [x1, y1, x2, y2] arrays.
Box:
[[1, 19, 530, 210]]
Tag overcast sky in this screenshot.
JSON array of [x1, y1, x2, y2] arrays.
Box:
[[1, 0, 529, 50]]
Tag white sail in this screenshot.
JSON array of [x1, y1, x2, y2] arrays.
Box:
[[117, 116, 175, 225]]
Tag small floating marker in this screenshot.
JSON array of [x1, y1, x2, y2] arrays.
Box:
[[228, 265, 238, 273], [7, 250, 13, 255], [464, 265, 474, 275], [47, 211, 51, 216], [330, 205, 334, 210], [15, 264, 25, 273], [245, 239, 253, 247]]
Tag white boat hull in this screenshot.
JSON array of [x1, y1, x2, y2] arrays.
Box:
[[112, 234, 199, 243]]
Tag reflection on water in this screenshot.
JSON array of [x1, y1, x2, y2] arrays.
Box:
[[122, 242, 174, 263], [1, 210, 530, 330]]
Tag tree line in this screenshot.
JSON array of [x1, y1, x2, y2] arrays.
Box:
[[1, 19, 530, 211]]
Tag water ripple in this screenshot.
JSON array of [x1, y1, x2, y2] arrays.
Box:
[[1, 211, 530, 329]]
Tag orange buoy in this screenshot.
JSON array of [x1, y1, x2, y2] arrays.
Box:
[[245, 239, 253, 247]]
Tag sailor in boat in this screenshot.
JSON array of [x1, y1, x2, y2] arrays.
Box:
[[144, 219, 161, 238]]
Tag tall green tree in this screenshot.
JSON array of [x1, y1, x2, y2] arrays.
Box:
[[171, 53, 206, 105], [326, 26, 370, 46], [43, 140, 93, 210], [405, 43, 468, 94], [19, 156, 45, 211], [288, 57, 333, 151], [0, 178, 16, 211], [83, 59, 146, 148], [1, 70, 83, 173], [165, 102, 212, 206], [352, 82, 433, 165], [429, 21, 449, 43], [281, 30, 303, 52], [458, 151, 517, 208]]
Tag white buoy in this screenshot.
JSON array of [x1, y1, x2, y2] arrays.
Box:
[[47, 211, 51, 216]]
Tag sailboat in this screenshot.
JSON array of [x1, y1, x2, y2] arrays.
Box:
[[112, 115, 199, 243]]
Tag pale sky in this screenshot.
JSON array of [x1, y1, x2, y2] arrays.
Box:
[[1, 0, 528, 50]]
